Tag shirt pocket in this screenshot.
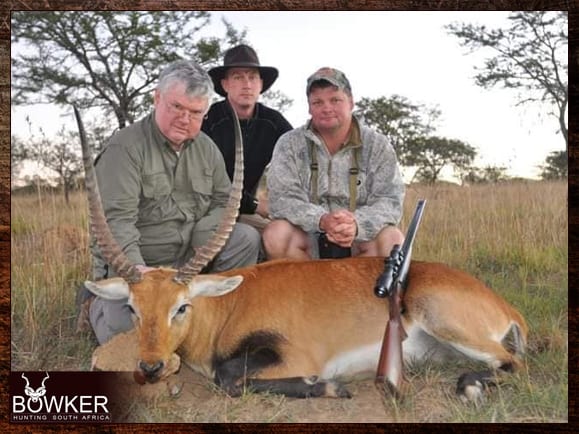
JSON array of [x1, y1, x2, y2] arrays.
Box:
[[178, 168, 214, 219], [190, 168, 213, 196], [142, 172, 172, 199], [355, 170, 368, 204]]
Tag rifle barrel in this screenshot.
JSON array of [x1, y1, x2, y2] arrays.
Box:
[[374, 199, 427, 398], [401, 199, 426, 254]]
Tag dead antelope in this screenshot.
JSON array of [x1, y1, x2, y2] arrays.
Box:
[[75, 107, 527, 402]]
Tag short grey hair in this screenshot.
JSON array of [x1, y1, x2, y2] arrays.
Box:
[[157, 60, 214, 99]]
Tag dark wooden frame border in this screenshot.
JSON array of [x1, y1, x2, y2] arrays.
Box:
[[0, 1, 574, 431]]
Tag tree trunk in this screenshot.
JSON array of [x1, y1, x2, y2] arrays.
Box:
[[64, 183, 70, 205], [559, 99, 568, 154]]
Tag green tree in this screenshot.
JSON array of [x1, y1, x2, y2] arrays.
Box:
[[355, 95, 476, 183], [355, 95, 435, 154], [481, 165, 509, 183], [406, 137, 477, 184], [12, 118, 104, 204], [11, 135, 27, 188], [18, 126, 83, 204], [540, 150, 567, 180], [261, 89, 294, 114], [460, 165, 509, 184], [447, 11, 568, 152], [46, 128, 85, 204], [11, 11, 247, 129]]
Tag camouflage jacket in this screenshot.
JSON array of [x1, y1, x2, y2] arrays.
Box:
[[267, 117, 405, 241]]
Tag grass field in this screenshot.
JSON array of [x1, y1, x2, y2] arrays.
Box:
[[10, 180, 568, 422]]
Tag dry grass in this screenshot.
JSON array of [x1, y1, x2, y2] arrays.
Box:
[[11, 191, 93, 370], [10, 180, 568, 422]]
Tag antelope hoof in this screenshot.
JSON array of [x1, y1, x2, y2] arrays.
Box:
[[325, 380, 352, 399], [456, 371, 496, 404]]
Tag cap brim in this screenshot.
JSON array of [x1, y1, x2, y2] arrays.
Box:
[[306, 77, 343, 94], [208, 66, 279, 97]]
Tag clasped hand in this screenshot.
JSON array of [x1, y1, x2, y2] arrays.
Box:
[[319, 210, 357, 248]]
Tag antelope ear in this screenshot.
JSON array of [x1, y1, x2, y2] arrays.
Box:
[[84, 277, 130, 300], [187, 275, 244, 299]]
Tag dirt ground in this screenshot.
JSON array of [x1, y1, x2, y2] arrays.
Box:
[[88, 325, 565, 424], [108, 360, 460, 423], [92, 327, 485, 423]]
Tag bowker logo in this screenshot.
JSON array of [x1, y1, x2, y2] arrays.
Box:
[[11, 372, 112, 423]]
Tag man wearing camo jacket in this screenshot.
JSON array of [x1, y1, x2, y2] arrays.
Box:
[[263, 67, 405, 260]]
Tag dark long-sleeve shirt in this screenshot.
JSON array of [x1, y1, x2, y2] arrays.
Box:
[[202, 100, 292, 214]]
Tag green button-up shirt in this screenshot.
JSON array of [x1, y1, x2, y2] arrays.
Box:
[[92, 112, 231, 278]]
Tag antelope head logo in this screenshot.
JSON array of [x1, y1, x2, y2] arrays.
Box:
[[21, 372, 49, 402]]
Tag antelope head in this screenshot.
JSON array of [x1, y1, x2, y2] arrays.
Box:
[[74, 104, 245, 383]]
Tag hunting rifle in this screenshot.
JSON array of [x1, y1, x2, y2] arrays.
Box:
[[374, 199, 426, 397]]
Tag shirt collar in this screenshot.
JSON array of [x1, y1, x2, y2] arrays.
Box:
[[225, 99, 260, 121]]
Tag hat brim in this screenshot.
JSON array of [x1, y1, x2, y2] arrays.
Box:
[[208, 65, 279, 97]]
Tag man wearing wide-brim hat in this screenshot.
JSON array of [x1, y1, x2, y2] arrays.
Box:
[[202, 45, 293, 230]]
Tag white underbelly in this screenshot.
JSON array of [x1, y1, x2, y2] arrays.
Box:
[[319, 324, 453, 380], [320, 342, 381, 380]]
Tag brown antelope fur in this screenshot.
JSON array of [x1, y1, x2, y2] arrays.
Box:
[[86, 256, 527, 400]]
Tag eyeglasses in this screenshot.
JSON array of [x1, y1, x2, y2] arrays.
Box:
[[163, 99, 207, 121]]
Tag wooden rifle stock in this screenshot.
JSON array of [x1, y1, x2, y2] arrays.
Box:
[[374, 281, 407, 396]]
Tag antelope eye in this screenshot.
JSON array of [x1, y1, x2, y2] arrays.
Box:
[[176, 304, 188, 315]]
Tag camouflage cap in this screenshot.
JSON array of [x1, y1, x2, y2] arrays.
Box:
[[306, 67, 352, 95]]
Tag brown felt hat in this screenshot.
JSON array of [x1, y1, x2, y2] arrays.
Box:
[[208, 45, 279, 97]]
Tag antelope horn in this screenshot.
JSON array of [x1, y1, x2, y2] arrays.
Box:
[[74, 105, 142, 283], [21, 373, 30, 389], [173, 107, 244, 285], [40, 372, 49, 389]]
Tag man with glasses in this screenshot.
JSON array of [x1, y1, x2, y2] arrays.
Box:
[[81, 60, 261, 344]]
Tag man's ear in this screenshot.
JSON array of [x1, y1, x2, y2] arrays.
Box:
[[347, 94, 354, 110], [221, 77, 229, 94]]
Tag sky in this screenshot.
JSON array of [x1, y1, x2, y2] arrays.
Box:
[[10, 11, 566, 182]]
